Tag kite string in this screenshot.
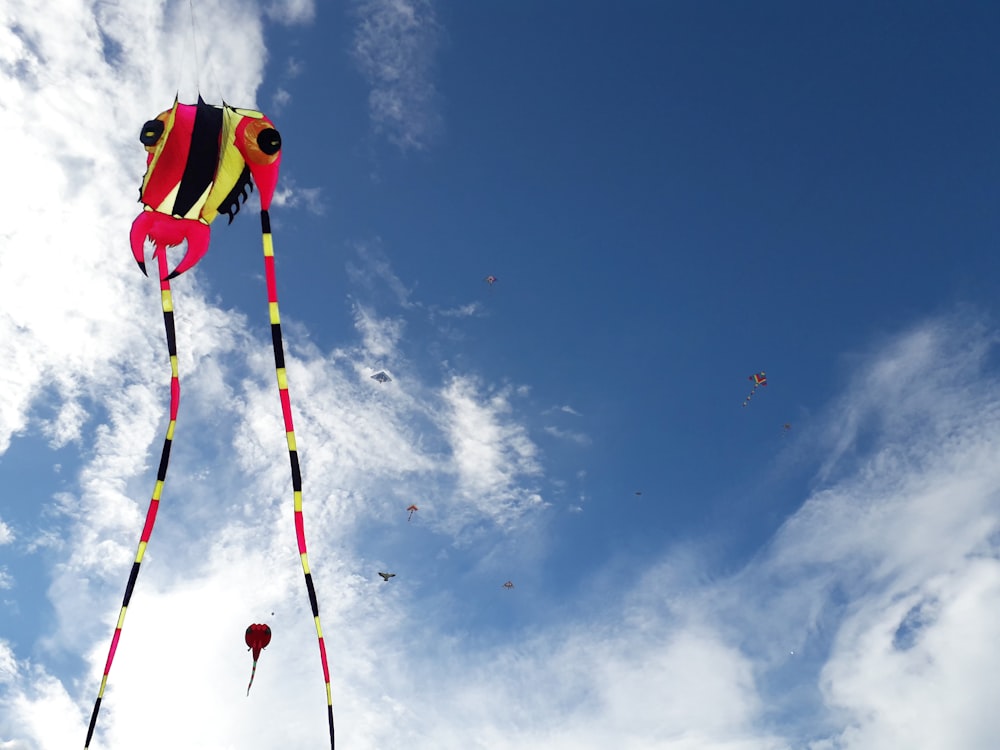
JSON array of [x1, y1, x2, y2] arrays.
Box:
[[184, 0, 222, 99], [84, 247, 180, 749], [186, 0, 202, 93], [260, 210, 336, 749]]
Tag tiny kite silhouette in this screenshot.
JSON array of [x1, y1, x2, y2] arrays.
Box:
[[406, 504, 419, 521], [378, 572, 396, 582], [371, 371, 392, 384], [484, 275, 498, 286], [245, 623, 272, 696], [502, 580, 514, 590]]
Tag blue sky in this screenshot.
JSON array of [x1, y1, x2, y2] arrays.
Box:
[[2, 1, 1000, 747]]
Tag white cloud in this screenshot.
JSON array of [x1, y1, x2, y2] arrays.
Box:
[[351, 0, 442, 150], [271, 180, 325, 214], [347, 241, 417, 308], [352, 304, 406, 359], [271, 86, 292, 110], [439, 376, 543, 528], [543, 425, 591, 445], [433, 302, 482, 319], [265, 0, 316, 25]]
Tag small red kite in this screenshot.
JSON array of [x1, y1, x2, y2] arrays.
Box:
[[245, 623, 272, 696]]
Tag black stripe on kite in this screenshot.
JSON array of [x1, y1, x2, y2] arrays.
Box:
[[174, 97, 223, 217], [271, 324, 286, 369]]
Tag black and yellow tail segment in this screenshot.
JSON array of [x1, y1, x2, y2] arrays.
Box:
[[260, 209, 336, 748], [85, 252, 180, 749]]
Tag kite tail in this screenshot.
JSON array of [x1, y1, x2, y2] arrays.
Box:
[[246, 659, 258, 696], [85, 248, 180, 749], [260, 209, 336, 749]]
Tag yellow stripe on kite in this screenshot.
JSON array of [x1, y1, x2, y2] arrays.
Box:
[[276, 368, 288, 390], [300, 552, 311, 574], [269, 301, 280, 324], [135, 542, 147, 563], [286, 431, 297, 452], [161, 290, 173, 312], [313, 616, 324, 639], [166, 421, 176, 440], [115, 607, 128, 629], [98, 675, 109, 697], [262, 233, 274, 257], [294, 491, 303, 513], [170, 355, 179, 378], [152, 480, 165, 500]]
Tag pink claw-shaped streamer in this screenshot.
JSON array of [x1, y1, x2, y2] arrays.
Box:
[[130, 211, 212, 280]]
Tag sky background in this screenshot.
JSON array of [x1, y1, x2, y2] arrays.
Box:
[[2, 1, 1000, 748]]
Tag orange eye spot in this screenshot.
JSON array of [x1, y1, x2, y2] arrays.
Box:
[[243, 118, 281, 165]]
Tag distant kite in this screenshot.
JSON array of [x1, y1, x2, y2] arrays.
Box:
[[782, 423, 792, 433], [502, 581, 514, 590], [634, 491, 643, 497], [245, 624, 272, 696], [484, 275, 498, 286], [743, 371, 767, 407], [406, 504, 419, 521], [378, 572, 396, 582], [371, 371, 392, 384]]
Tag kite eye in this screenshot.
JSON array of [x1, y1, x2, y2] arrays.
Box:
[[257, 127, 281, 156], [241, 119, 281, 165], [139, 119, 164, 147]]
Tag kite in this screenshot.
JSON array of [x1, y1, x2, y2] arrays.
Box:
[[371, 371, 392, 383], [634, 490, 643, 496], [484, 274, 498, 286], [245, 623, 272, 696], [782, 423, 792, 433], [379, 572, 396, 581], [407, 504, 419, 521], [743, 371, 767, 407], [84, 98, 335, 750], [502, 580, 514, 590]]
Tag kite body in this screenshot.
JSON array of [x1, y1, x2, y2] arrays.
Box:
[[743, 371, 767, 407], [245, 623, 272, 695], [131, 97, 281, 279], [406, 504, 418, 521]]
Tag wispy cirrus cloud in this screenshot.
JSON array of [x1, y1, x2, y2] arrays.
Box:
[[543, 425, 591, 445], [351, 0, 442, 150]]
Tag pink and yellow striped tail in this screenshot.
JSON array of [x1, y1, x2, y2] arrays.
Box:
[[260, 209, 336, 748]]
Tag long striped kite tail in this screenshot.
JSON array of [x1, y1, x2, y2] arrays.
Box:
[[85, 247, 180, 749], [260, 209, 336, 749]]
